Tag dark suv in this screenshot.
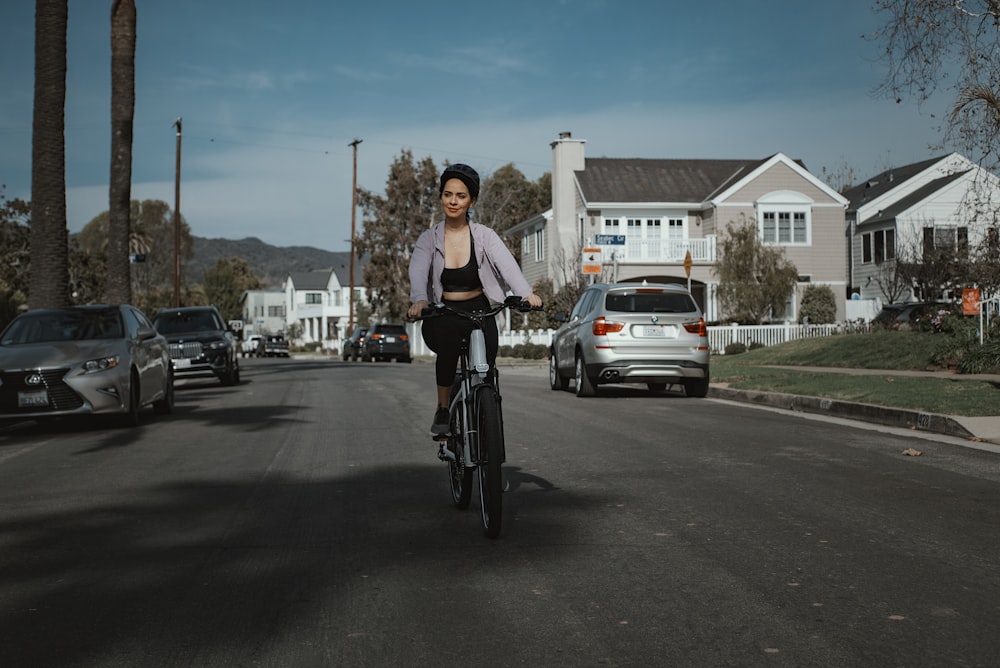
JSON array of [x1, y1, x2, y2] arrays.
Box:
[[362, 323, 411, 363], [342, 326, 368, 361], [153, 306, 240, 385]]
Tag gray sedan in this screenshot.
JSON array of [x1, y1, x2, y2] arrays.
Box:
[[0, 304, 174, 426]]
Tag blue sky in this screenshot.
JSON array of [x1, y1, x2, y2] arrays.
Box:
[[1, 0, 953, 252]]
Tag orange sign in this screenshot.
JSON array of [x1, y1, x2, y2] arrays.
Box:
[[962, 287, 981, 315], [683, 250, 692, 277], [581, 247, 602, 275]]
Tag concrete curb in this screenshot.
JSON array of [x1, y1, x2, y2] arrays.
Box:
[[708, 386, 978, 441]]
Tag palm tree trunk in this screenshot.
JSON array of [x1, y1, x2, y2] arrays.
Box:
[[107, 0, 137, 304], [29, 0, 69, 309]]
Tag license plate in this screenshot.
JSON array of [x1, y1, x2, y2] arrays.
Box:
[[385, 336, 396, 343], [18, 390, 49, 408], [174, 358, 192, 369], [642, 325, 665, 337]]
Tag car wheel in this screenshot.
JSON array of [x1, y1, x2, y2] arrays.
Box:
[[574, 353, 596, 397], [549, 353, 569, 391], [684, 377, 709, 398], [153, 367, 175, 415], [221, 359, 238, 386], [121, 370, 141, 428]]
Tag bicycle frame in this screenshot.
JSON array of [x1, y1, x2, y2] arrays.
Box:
[[417, 295, 538, 538]]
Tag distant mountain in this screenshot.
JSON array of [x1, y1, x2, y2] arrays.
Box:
[[189, 236, 359, 288]]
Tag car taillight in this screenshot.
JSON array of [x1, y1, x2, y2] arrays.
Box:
[[592, 317, 625, 336], [370, 333, 383, 339], [683, 318, 707, 337]]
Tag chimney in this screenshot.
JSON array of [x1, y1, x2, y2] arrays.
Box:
[[550, 132, 586, 286]]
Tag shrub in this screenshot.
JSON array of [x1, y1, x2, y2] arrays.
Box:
[[799, 285, 837, 324], [958, 339, 1000, 374], [725, 342, 748, 355]]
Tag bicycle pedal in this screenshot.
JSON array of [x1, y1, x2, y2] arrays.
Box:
[[437, 444, 456, 461]]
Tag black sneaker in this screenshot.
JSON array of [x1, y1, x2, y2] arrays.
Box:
[[430, 407, 450, 436]]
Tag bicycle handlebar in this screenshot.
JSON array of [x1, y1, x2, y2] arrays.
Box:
[[413, 296, 543, 321]]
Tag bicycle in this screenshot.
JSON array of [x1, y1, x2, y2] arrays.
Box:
[[415, 295, 540, 538]]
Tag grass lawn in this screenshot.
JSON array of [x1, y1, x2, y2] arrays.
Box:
[[711, 332, 1000, 417]]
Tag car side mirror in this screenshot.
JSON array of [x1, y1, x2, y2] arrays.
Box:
[[551, 311, 568, 324], [137, 325, 157, 342]]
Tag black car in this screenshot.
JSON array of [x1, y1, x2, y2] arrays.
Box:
[[152, 306, 240, 385], [872, 302, 955, 331], [362, 323, 411, 363], [342, 326, 368, 361]]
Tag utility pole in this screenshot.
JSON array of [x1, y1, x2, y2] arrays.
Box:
[[173, 117, 183, 307], [348, 138, 362, 332]]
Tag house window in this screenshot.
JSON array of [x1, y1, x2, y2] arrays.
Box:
[[534, 227, 544, 262], [667, 218, 684, 240], [862, 229, 895, 264], [923, 225, 969, 256], [267, 305, 285, 317], [522, 231, 530, 257], [604, 217, 620, 233], [305, 293, 322, 305], [760, 208, 809, 245]]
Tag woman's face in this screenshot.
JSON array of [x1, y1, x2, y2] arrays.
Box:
[[441, 178, 475, 221]]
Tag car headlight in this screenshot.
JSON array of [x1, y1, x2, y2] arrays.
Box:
[[206, 340, 228, 350], [83, 355, 120, 373]]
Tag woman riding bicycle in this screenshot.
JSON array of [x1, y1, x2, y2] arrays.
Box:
[[407, 163, 542, 436]]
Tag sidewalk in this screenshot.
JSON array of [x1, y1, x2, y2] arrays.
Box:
[[710, 366, 1000, 445]]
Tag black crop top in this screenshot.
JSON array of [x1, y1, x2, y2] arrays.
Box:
[[440, 235, 483, 292]]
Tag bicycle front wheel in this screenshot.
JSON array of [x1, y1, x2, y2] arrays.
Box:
[[448, 384, 473, 509], [475, 386, 504, 538]]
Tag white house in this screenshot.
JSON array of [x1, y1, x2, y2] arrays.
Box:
[[843, 152, 1000, 305]]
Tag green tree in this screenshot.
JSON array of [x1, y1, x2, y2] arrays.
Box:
[[714, 216, 800, 324], [476, 164, 551, 260], [203, 257, 262, 322], [0, 194, 32, 327], [29, 0, 69, 308], [872, 1, 1000, 172], [356, 150, 439, 321], [799, 284, 837, 324], [77, 200, 194, 306], [106, 0, 137, 304]]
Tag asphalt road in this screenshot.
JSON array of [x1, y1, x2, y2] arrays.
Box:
[[1, 357, 999, 667]]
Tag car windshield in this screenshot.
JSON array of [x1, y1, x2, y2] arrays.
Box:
[[154, 311, 221, 334], [605, 290, 696, 314], [1, 309, 123, 345]]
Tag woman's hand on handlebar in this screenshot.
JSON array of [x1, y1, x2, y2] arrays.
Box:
[[407, 300, 428, 321], [524, 294, 542, 309]]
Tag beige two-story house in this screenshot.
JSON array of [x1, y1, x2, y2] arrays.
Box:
[[510, 132, 850, 323]]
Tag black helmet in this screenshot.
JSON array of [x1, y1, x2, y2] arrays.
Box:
[[439, 163, 480, 200]]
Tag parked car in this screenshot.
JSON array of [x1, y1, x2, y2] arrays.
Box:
[[152, 305, 240, 385], [872, 302, 956, 330], [0, 304, 174, 426], [262, 335, 290, 358], [342, 326, 368, 361], [362, 323, 411, 362], [549, 282, 710, 397], [241, 335, 264, 358]]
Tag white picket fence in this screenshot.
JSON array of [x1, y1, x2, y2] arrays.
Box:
[[407, 321, 850, 357]]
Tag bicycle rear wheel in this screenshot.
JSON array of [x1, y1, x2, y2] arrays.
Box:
[[448, 384, 473, 509], [475, 386, 504, 538]]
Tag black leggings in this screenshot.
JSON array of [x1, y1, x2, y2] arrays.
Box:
[[421, 294, 498, 387]]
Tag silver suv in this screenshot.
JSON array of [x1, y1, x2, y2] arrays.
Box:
[[549, 282, 710, 397]]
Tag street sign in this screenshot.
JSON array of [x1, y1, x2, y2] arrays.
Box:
[[581, 247, 602, 275], [683, 250, 692, 277], [594, 234, 626, 245]]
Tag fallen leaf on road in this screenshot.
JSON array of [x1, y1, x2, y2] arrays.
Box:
[[902, 447, 922, 456]]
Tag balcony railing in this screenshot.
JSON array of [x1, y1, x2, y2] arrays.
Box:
[[597, 236, 716, 263]]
